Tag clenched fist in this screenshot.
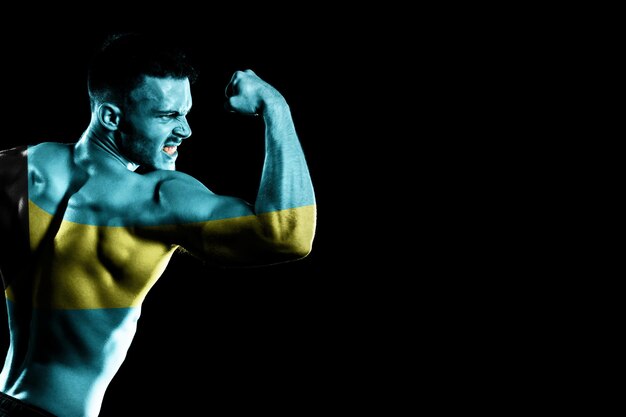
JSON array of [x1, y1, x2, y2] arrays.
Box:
[[224, 70, 285, 116]]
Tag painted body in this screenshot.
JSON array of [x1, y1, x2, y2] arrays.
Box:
[[0, 71, 316, 416]]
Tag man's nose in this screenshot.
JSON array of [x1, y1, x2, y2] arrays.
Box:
[[173, 116, 192, 139]]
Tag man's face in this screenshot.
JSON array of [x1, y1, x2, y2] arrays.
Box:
[[119, 76, 193, 171]]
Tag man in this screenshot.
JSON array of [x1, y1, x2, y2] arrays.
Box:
[[0, 33, 316, 417]]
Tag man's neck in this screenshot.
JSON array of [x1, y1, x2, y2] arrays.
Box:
[[75, 126, 139, 172]]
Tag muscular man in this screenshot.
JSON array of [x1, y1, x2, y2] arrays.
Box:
[[0, 33, 316, 417]]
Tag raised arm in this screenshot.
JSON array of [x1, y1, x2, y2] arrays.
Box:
[[227, 70, 315, 213], [148, 70, 316, 267]]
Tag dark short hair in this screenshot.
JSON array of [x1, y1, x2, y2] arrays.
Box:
[[88, 32, 197, 109]]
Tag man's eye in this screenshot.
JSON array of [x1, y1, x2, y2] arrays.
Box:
[[161, 114, 177, 119]]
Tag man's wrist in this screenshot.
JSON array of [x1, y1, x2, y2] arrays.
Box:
[[261, 95, 288, 118]]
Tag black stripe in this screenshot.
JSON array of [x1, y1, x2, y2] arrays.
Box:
[[0, 146, 29, 290]]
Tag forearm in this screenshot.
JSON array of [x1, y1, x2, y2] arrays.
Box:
[[256, 99, 315, 212], [254, 99, 316, 254]]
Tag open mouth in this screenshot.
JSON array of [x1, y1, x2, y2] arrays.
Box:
[[163, 145, 178, 156]]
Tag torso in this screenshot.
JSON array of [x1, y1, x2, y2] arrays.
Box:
[[1, 142, 179, 417]]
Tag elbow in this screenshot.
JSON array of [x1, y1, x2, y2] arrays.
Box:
[[268, 226, 315, 263], [283, 237, 313, 260], [262, 205, 317, 262]]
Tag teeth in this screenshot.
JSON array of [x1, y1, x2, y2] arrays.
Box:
[[163, 146, 177, 155]]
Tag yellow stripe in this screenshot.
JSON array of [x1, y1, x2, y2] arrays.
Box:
[[200, 205, 317, 260], [13, 202, 315, 309], [140, 205, 317, 266], [25, 201, 177, 309]]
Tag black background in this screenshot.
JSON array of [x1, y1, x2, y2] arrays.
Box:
[[0, 8, 562, 415], [0, 17, 379, 416]]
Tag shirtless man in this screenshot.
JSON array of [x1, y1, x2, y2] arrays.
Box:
[[0, 33, 316, 417]]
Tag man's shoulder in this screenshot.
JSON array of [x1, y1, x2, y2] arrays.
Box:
[[140, 170, 242, 225], [29, 141, 73, 159], [144, 169, 215, 207], [27, 142, 75, 190], [135, 169, 212, 198]]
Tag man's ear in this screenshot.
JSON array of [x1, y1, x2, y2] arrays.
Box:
[[97, 103, 123, 131]]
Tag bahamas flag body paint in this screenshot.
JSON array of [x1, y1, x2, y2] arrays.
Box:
[[22, 200, 176, 309], [1, 141, 316, 416], [1, 144, 166, 415]]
